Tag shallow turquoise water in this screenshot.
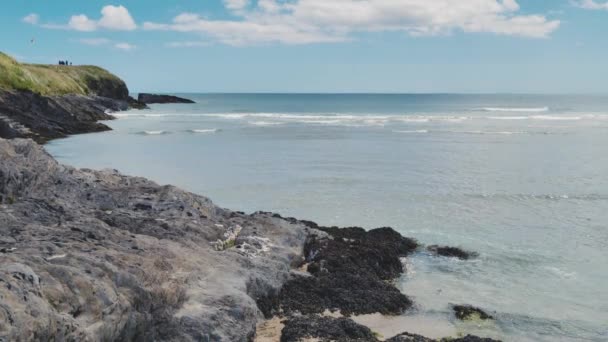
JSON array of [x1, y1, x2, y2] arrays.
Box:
[[47, 94, 608, 341]]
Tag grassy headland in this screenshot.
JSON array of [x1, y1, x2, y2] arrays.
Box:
[[0, 52, 128, 98]]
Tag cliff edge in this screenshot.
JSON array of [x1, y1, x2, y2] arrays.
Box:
[[0, 52, 145, 143]]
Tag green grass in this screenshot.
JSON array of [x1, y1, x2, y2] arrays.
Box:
[[0, 52, 124, 96]]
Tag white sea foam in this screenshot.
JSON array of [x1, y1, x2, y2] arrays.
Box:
[[393, 129, 429, 134], [480, 107, 549, 112], [544, 266, 577, 279], [248, 121, 284, 126], [187, 128, 219, 133], [457, 130, 526, 135], [487, 116, 529, 120], [530, 115, 581, 121], [113, 111, 608, 129], [113, 113, 171, 118], [395, 130, 545, 135], [137, 130, 170, 135]]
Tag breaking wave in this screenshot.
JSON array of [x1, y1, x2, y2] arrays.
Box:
[[136, 130, 170, 135], [187, 128, 220, 133], [393, 130, 429, 134], [480, 107, 549, 112], [248, 121, 285, 126]]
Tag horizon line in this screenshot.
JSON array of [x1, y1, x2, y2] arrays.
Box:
[[131, 91, 608, 96]]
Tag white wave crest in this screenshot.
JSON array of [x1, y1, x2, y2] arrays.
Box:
[[248, 121, 284, 126], [480, 107, 549, 112], [530, 115, 581, 121], [393, 130, 429, 134], [137, 130, 170, 135], [487, 116, 528, 120], [187, 129, 219, 133], [457, 130, 526, 135]]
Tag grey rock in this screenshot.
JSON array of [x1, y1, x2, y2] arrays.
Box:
[[0, 138, 308, 341]]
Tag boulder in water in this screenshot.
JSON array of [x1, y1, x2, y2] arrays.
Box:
[[137, 93, 195, 104]]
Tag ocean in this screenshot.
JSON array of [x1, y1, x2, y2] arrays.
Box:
[[46, 94, 608, 341]]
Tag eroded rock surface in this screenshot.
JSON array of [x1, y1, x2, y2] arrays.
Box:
[[0, 138, 308, 341]]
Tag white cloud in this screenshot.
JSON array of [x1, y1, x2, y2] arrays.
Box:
[[69, 14, 97, 31], [573, 0, 608, 10], [22, 13, 39, 25], [144, 0, 560, 45], [97, 5, 137, 30], [44, 5, 137, 31], [114, 42, 136, 51], [223, 0, 249, 12]]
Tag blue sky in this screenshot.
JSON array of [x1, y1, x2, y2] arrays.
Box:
[[2, 0, 608, 93]]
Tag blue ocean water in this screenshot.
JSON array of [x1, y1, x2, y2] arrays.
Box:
[[47, 94, 608, 341]]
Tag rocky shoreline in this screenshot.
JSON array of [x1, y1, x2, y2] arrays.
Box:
[[0, 62, 501, 340], [0, 138, 501, 341]]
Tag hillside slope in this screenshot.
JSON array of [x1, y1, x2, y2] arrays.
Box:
[[0, 52, 129, 100]]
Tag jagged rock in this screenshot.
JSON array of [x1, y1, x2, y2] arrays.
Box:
[[0, 138, 308, 341], [453, 305, 494, 320], [427, 245, 476, 260], [137, 93, 195, 104]]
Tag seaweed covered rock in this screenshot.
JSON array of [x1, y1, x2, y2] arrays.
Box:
[[388, 333, 501, 342], [427, 245, 476, 260], [453, 305, 494, 321], [279, 316, 503, 342], [307, 226, 419, 280], [280, 315, 377, 342], [279, 272, 412, 316], [387, 332, 435, 342], [271, 226, 417, 317]]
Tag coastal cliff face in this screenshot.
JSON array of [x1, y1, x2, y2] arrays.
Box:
[[0, 91, 123, 143], [0, 52, 145, 143], [0, 138, 308, 341]]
